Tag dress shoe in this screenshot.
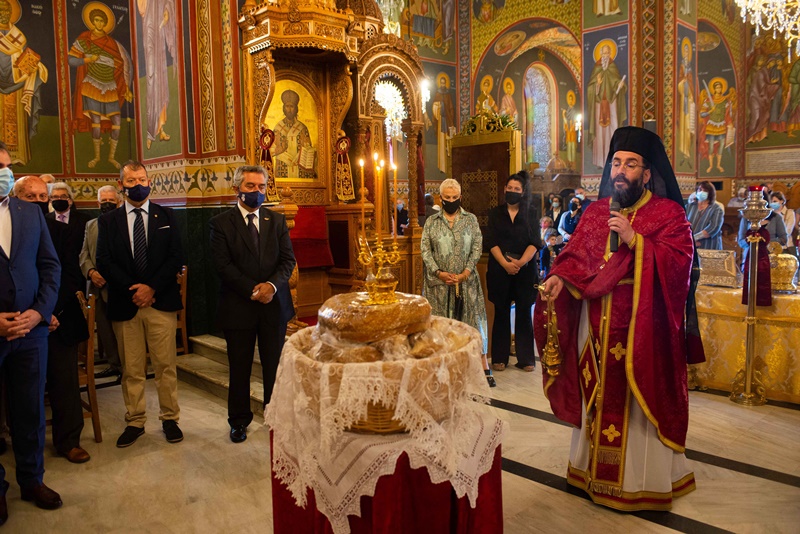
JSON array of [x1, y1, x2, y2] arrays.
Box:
[[162, 420, 183, 443], [60, 447, 91, 464], [95, 366, 121, 379], [116, 426, 145, 448], [20, 483, 62, 510], [0, 480, 8, 525], [514, 362, 535, 372], [492, 363, 506, 372], [230, 425, 247, 443]]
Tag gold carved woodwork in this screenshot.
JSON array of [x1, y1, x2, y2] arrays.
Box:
[[198, 0, 217, 153]]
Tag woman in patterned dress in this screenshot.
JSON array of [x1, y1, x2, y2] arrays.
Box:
[[421, 179, 494, 387]]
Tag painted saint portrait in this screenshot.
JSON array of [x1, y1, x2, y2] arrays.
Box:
[[472, 0, 505, 24], [137, 0, 178, 151], [430, 72, 455, 173], [498, 77, 518, 123], [264, 81, 318, 180], [586, 38, 627, 170], [699, 77, 736, 174], [0, 0, 48, 166], [494, 31, 525, 57], [475, 75, 498, 114], [676, 36, 696, 171], [68, 1, 134, 170]]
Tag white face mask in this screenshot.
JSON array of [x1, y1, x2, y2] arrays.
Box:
[[0, 167, 14, 197]]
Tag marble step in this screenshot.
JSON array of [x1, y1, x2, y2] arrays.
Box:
[[176, 353, 265, 416], [190, 334, 264, 379]]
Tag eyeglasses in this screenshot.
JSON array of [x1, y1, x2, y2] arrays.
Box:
[[610, 161, 645, 173], [50, 194, 70, 201]]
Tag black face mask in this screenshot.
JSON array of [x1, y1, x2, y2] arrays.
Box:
[[505, 191, 522, 205], [100, 202, 117, 213], [51, 199, 70, 213], [34, 201, 49, 215], [442, 198, 461, 214], [570, 201, 580, 212]]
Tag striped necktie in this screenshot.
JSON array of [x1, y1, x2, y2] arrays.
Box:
[[133, 208, 148, 274]]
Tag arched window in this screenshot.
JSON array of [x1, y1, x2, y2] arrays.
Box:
[[523, 64, 558, 167]]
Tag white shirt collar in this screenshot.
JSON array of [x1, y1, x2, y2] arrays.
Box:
[[126, 199, 150, 214], [237, 202, 259, 220]]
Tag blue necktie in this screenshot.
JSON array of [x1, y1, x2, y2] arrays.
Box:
[[133, 208, 148, 274]]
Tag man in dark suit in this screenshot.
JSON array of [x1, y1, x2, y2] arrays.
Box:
[[0, 144, 64, 522], [209, 165, 295, 443], [16, 178, 91, 463], [96, 160, 185, 448], [79, 185, 123, 379]]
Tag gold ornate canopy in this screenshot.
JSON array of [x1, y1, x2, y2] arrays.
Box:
[[238, 0, 426, 295]]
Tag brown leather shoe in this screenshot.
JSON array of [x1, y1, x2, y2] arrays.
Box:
[[61, 447, 91, 464], [20, 483, 62, 510]]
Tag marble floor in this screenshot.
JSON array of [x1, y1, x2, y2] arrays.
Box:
[[2, 358, 799, 533]]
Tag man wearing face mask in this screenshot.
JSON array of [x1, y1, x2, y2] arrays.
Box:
[[0, 142, 64, 518], [395, 197, 409, 236], [96, 161, 185, 448], [12, 176, 50, 215], [558, 197, 583, 243], [79, 185, 122, 379], [37, 183, 91, 464], [546, 194, 565, 229], [574, 187, 592, 211], [209, 165, 295, 443]]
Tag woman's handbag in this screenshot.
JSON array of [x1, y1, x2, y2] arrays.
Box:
[[451, 282, 464, 321]]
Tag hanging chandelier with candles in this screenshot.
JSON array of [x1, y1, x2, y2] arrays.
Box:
[[735, 0, 800, 60]]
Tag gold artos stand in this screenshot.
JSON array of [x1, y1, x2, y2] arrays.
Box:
[[730, 188, 769, 406]]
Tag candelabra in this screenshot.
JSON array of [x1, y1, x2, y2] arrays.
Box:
[[730, 187, 770, 406]]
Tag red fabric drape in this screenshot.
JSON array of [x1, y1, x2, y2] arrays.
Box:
[[271, 448, 503, 534], [289, 206, 334, 268], [741, 227, 772, 306]]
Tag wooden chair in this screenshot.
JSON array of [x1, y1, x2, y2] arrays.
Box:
[[76, 291, 102, 443], [176, 265, 188, 354]]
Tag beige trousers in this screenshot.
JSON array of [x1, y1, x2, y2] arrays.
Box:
[[113, 307, 179, 427]]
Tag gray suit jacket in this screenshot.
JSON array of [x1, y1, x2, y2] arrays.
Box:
[[79, 218, 107, 302]]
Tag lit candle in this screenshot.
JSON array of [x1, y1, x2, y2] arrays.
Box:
[[380, 161, 385, 240], [375, 165, 382, 238], [359, 159, 365, 239], [392, 162, 398, 241]]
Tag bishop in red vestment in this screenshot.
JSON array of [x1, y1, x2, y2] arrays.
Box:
[[535, 127, 704, 511]]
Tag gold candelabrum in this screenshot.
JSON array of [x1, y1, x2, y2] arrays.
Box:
[[731, 187, 770, 406], [536, 285, 563, 387], [357, 157, 401, 305]]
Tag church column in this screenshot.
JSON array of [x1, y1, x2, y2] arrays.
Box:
[[403, 119, 424, 236]]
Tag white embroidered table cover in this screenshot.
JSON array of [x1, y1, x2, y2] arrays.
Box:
[[266, 317, 504, 534]]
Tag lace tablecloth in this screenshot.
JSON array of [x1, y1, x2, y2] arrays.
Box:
[[271, 410, 505, 534], [265, 317, 504, 534]]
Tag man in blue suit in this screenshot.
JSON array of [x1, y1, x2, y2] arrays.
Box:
[[0, 142, 64, 523]]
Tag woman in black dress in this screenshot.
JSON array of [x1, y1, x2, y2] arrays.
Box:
[[486, 172, 542, 372]]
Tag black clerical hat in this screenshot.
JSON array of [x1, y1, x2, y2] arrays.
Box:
[[598, 126, 684, 207]]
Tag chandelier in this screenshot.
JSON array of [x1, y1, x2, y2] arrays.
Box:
[[735, 0, 800, 59], [374, 80, 407, 140]]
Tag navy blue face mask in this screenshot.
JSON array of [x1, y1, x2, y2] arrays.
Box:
[[239, 190, 265, 209], [125, 184, 151, 202]]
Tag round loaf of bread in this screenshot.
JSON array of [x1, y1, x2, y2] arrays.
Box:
[[317, 292, 432, 343]]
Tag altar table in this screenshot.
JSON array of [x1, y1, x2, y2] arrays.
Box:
[[693, 286, 800, 404]]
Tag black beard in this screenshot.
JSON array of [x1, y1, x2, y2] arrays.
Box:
[[610, 173, 645, 208]]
